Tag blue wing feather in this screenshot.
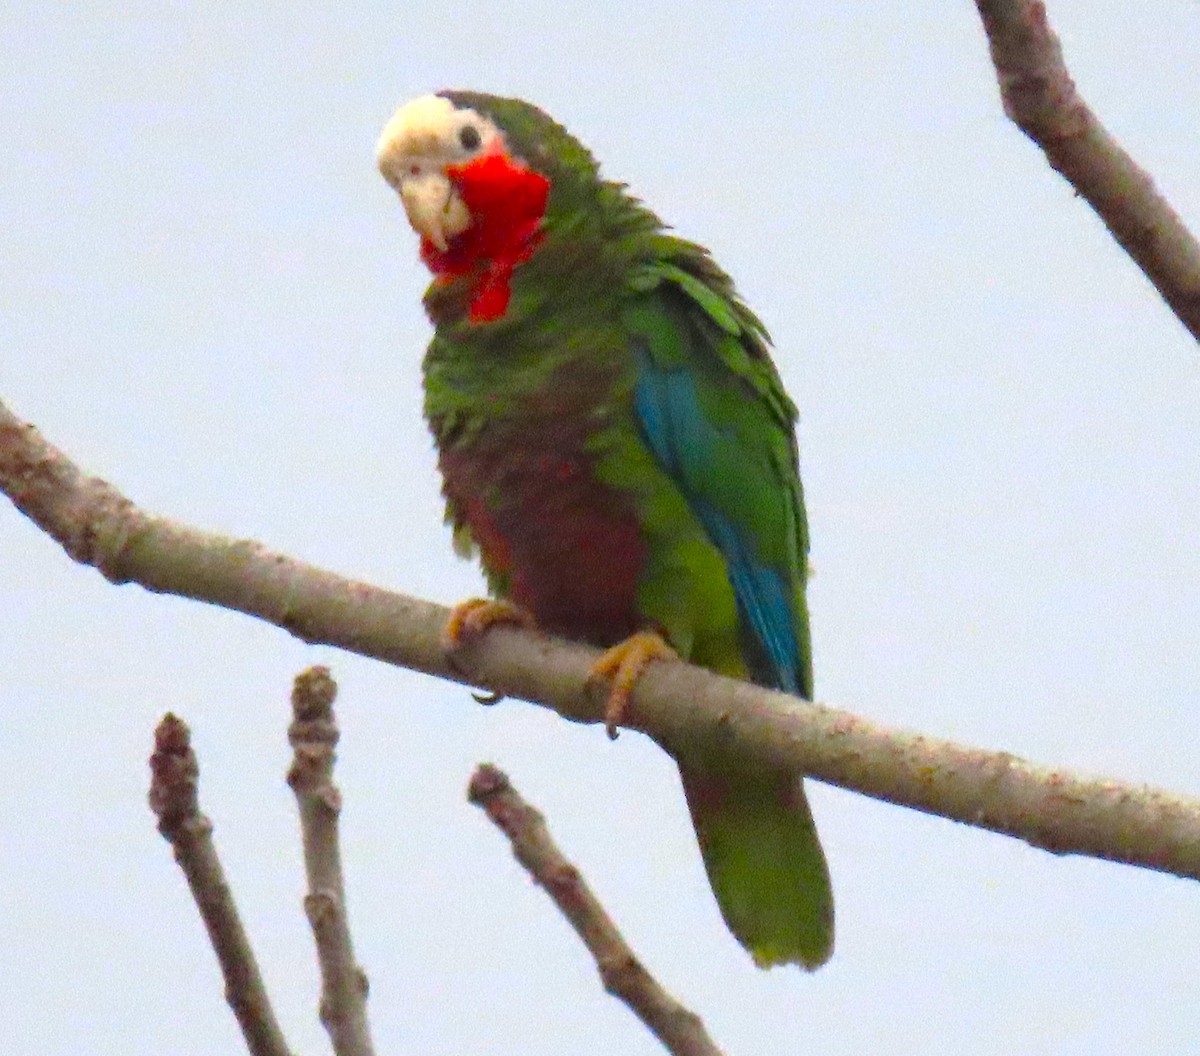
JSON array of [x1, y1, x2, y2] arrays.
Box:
[[633, 348, 801, 695]]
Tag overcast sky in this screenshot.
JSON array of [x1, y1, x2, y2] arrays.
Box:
[[2, 3, 1199, 1054]]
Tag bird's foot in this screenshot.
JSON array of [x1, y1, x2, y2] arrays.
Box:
[[588, 630, 678, 740], [441, 598, 536, 652]]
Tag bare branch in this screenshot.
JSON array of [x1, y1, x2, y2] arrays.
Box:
[[148, 714, 295, 1056], [973, 0, 1200, 341], [8, 398, 1200, 882], [287, 667, 376, 1056], [468, 764, 725, 1056]]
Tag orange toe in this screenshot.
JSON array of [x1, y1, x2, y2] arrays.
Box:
[[441, 598, 536, 652], [589, 630, 678, 739]]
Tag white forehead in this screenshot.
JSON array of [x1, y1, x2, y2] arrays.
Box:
[[376, 95, 458, 157], [376, 94, 500, 172]]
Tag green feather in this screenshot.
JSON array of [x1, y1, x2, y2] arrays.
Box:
[[619, 266, 832, 969]]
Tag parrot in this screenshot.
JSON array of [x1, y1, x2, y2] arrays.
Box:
[[377, 91, 833, 969]]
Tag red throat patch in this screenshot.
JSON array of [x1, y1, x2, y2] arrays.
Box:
[[419, 148, 550, 322]]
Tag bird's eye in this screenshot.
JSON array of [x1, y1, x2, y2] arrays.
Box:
[[458, 124, 482, 151]]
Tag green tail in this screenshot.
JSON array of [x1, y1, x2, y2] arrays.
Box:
[[680, 764, 834, 969]]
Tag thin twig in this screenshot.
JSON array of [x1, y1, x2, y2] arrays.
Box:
[[973, 0, 1200, 341], [148, 714, 296, 1056], [468, 764, 726, 1056], [6, 399, 1200, 881], [287, 667, 376, 1056]]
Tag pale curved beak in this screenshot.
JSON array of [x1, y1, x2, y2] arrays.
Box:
[[398, 171, 471, 252]]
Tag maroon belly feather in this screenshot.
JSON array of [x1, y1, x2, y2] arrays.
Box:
[[438, 421, 646, 647]]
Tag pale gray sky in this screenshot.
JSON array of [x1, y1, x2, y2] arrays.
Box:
[[2, 3, 1198, 1054]]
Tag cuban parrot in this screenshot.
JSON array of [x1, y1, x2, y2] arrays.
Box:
[[377, 91, 834, 969]]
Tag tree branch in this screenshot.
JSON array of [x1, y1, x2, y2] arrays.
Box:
[[287, 667, 376, 1056], [148, 714, 296, 1056], [973, 0, 1200, 341], [468, 764, 725, 1056], [7, 397, 1200, 882]]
